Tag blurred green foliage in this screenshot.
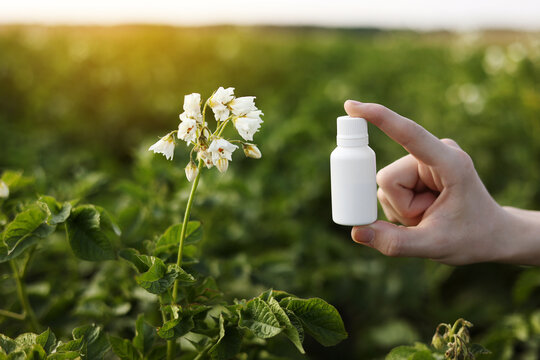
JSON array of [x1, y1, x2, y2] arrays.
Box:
[[0, 25, 540, 359]]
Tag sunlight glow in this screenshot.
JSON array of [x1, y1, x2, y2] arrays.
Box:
[[1, 0, 540, 30]]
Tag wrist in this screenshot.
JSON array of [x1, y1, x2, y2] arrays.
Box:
[[493, 206, 540, 265]]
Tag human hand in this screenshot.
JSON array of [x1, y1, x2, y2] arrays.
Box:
[[345, 100, 515, 265]]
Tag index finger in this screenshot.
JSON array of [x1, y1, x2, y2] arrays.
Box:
[[344, 100, 450, 166]]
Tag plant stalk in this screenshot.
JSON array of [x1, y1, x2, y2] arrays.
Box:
[[167, 159, 204, 360], [10, 260, 39, 331], [0, 308, 26, 320]]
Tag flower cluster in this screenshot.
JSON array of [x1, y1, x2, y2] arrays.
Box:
[[149, 87, 263, 181]]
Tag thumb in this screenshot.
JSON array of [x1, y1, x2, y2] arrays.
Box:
[[351, 221, 433, 258]]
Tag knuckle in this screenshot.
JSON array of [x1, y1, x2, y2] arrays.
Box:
[[381, 207, 396, 222], [454, 149, 474, 170], [396, 206, 415, 219], [376, 167, 392, 187], [440, 138, 460, 148], [377, 187, 386, 200]]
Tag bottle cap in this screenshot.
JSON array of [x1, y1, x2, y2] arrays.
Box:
[[337, 116, 368, 145]]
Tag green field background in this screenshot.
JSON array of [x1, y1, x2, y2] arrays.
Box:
[[1, 25, 540, 359]]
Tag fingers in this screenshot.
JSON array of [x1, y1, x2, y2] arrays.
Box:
[[344, 100, 453, 167], [378, 188, 424, 226], [351, 221, 435, 258], [377, 154, 437, 224]]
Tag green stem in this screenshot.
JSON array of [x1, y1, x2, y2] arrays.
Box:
[[159, 295, 168, 323], [167, 159, 204, 360], [10, 260, 39, 331], [21, 245, 37, 278], [167, 341, 176, 360], [0, 308, 25, 320], [450, 318, 464, 336], [193, 342, 213, 360], [216, 119, 231, 138], [172, 159, 204, 300]]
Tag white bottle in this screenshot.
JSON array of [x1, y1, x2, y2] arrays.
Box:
[[331, 116, 377, 226]]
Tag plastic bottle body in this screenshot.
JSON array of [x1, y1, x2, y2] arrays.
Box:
[[330, 145, 377, 226]]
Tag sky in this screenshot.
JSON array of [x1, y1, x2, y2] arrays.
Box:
[[1, 0, 540, 30]]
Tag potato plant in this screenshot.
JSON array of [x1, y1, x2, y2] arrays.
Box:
[[0, 88, 348, 360]]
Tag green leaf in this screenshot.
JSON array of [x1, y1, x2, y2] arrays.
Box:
[[385, 346, 418, 360], [239, 298, 282, 339], [135, 257, 179, 294], [154, 221, 202, 255], [266, 298, 304, 353], [157, 317, 194, 340], [6, 351, 25, 360], [46, 351, 81, 359], [173, 265, 196, 284], [95, 206, 122, 237], [26, 344, 47, 359], [259, 289, 295, 303], [1, 203, 55, 262], [470, 343, 491, 356], [281, 297, 347, 346], [38, 196, 72, 226], [55, 338, 83, 353], [0, 335, 16, 354], [190, 277, 222, 303], [66, 205, 115, 261], [183, 304, 211, 317], [118, 248, 152, 273], [411, 351, 435, 360], [209, 314, 242, 360], [109, 336, 140, 360], [133, 314, 156, 356], [72, 324, 110, 359], [36, 328, 56, 354], [14, 333, 38, 348]]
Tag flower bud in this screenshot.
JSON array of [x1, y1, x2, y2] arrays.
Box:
[[215, 158, 229, 173], [0, 180, 9, 199], [185, 161, 199, 182], [197, 150, 213, 169], [243, 144, 262, 159], [431, 333, 445, 350]]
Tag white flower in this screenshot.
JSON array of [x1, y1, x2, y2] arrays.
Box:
[[230, 96, 257, 116], [179, 93, 203, 123], [215, 158, 229, 173], [208, 138, 238, 165], [0, 180, 9, 199], [243, 144, 262, 159], [234, 111, 263, 141], [148, 133, 175, 160], [177, 118, 198, 144], [211, 103, 229, 122], [197, 149, 214, 169], [211, 87, 235, 105], [210, 87, 235, 122], [185, 162, 199, 182]]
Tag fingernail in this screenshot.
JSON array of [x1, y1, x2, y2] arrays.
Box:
[[352, 227, 375, 244], [345, 99, 362, 106]]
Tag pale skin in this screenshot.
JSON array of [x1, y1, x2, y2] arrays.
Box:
[[345, 100, 540, 266]]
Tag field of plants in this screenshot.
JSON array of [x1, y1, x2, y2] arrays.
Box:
[[1, 25, 540, 359]]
